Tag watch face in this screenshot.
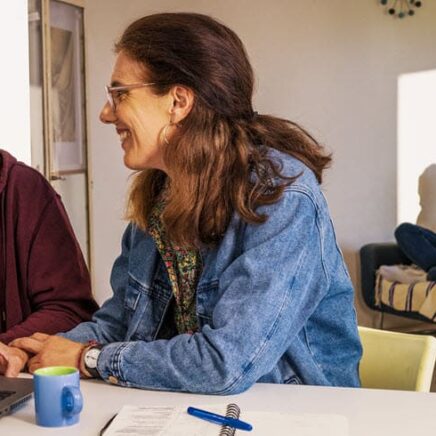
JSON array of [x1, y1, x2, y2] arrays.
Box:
[[85, 348, 101, 369]]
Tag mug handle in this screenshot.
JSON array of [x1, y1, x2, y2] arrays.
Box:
[[62, 385, 83, 417]]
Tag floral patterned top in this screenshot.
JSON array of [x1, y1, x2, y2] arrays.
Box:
[[147, 199, 202, 334]]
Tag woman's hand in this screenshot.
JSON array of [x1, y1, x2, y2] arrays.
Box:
[[10, 333, 85, 374], [0, 342, 29, 377]]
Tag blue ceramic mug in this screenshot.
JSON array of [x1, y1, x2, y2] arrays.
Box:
[[33, 366, 83, 427]]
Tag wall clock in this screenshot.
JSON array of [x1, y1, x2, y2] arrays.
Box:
[[380, 0, 423, 18]]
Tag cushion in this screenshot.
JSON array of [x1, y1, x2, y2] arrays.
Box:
[[375, 273, 436, 322]]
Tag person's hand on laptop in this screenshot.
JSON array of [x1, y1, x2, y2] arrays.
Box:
[[0, 342, 29, 377], [10, 333, 85, 374]]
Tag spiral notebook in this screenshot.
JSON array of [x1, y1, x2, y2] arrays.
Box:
[[100, 403, 348, 436]]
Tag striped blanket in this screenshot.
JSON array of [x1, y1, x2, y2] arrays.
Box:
[[375, 272, 436, 322]]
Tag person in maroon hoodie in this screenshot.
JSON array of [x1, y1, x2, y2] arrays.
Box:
[[0, 149, 98, 376]]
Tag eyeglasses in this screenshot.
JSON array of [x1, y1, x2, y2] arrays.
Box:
[[105, 82, 156, 111]]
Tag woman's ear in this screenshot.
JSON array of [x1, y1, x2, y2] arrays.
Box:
[[169, 85, 194, 124]]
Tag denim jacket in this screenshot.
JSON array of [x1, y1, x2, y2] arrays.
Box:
[[62, 150, 362, 394]]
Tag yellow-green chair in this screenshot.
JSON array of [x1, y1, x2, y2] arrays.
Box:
[[358, 326, 436, 392]]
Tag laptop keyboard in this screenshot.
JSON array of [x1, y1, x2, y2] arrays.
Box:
[[0, 391, 15, 401]]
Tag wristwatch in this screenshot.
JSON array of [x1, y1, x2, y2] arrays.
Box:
[[82, 344, 103, 379]]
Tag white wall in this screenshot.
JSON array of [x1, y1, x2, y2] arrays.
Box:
[[397, 69, 436, 225], [84, 0, 436, 326], [0, 1, 31, 163]]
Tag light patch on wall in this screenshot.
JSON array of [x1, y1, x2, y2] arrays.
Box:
[[0, 1, 31, 163], [397, 69, 436, 225]]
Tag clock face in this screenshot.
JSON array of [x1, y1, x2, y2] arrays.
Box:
[[380, 0, 423, 18], [85, 348, 101, 368]]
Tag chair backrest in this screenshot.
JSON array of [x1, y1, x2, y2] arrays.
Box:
[[358, 326, 436, 392]]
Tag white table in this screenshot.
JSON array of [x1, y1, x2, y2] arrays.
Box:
[[2, 380, 435, 435]]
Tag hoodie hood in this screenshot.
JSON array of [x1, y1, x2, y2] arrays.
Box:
[[0, 150, 18, 195]]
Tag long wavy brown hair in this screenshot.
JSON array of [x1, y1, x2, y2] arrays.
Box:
[[118, 13, 331, 248]]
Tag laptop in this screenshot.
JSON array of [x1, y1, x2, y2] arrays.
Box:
[[0, 376, 33, 418]]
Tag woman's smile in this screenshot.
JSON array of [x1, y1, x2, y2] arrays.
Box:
[[116, 127, 131, 148]]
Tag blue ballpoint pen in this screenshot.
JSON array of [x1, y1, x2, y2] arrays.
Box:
[[187, 406, 253, 431]]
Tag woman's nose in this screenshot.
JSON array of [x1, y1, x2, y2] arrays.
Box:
[[100, 101, 117, 124]]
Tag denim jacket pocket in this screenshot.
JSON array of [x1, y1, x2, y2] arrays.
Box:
[[124, 273, 174, 341], [123, 278, 151, 341], [124, 283, 141, 312], [196, 280, 220, 329]]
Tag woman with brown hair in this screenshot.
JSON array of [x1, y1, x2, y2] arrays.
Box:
[[10, 13, 361, 393]]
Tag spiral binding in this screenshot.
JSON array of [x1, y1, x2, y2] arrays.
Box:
[[219, 403, 241, 436]]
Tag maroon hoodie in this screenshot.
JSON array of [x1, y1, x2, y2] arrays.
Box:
[[0, 150, 98, 344]]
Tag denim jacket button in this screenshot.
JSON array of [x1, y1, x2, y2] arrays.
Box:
[[108, 375, 118, 385]]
